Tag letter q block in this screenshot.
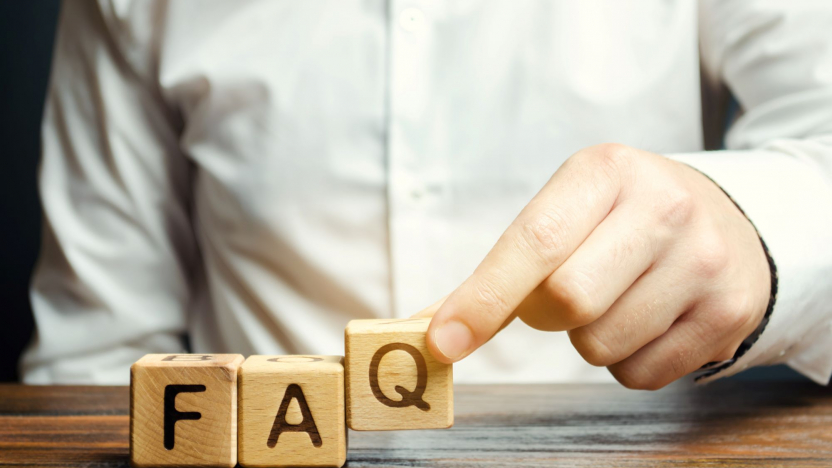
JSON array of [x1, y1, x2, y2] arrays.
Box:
[[345, 318, 453, 430], [130, 354, 244, 467], [238, 355, 347, 468]]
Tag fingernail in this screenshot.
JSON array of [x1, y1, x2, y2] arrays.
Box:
[[434, 320, 474, 361]]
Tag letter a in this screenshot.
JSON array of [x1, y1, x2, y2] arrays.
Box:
[[267, 384, 322, 448]]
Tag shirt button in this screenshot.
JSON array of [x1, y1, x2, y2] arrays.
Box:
[[399, 7, 426, 32]]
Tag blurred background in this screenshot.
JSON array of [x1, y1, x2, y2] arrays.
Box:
[[0, 2, 803, 383]]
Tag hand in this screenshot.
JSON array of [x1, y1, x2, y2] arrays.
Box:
[[417, 144, 771, 390]]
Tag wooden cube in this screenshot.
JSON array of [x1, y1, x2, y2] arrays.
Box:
[[130, 354, 244, 467], [345, 318, 453, 430], [238, 355, 347, 468]]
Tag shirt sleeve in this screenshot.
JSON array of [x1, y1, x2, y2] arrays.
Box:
[[668, 0, 832, 384], [20, 0, 195, 384]]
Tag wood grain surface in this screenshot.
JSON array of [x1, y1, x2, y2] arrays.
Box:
[[130, 354, 243, 467], [238, 355, 347, 467], [346, 318, 453, 431], [1, 380, 831, 467]]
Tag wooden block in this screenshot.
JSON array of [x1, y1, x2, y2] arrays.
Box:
[[130, 354, 244, 467], [238, 355, 346, 468], [345, 318, 453, 431]]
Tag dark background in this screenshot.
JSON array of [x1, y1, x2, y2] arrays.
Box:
[[1, 0, 60, 382], [0, 2, 804, 383]]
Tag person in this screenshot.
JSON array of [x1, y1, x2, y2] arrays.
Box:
[[21, 0, 832, 388]]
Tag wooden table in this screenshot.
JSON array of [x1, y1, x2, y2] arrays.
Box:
[[1, 380, 831, 467]]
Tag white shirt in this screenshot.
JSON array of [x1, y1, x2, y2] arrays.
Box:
[[22, 0, 832, 385]]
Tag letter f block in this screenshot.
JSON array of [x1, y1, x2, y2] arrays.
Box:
[[130, 354, 244, 467], [345, 318, 453, 430]]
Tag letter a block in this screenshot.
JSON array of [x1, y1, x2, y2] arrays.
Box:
[[345, 318, 453, 430], [238, 355, 347, 468], [130, 354, 244, 467]]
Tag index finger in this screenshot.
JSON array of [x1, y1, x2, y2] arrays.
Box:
[[425, 146, 628, 363]]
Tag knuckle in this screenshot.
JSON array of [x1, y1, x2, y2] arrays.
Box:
[[654, 186, 696, 229], [469, 274, 513, 318], [543, 273, 598, 328], [709, 294, 757, 334], [609, 364, 663, 391], [569, 327, 618, 367], [581, 143, 637, 179], [689, 234, 731, 280], [592, 143, 635, 166], [519, 210, 570, 263]]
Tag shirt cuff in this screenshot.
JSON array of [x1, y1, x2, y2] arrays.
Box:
[[668, 146, 832, 385]]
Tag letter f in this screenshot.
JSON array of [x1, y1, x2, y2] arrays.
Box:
[[164, 384, 206, 450]]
